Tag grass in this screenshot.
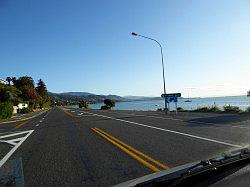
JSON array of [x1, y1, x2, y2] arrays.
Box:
[[192, 106, 222, 113]]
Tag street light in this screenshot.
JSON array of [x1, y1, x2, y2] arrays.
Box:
[[131, 32, 168, 111]]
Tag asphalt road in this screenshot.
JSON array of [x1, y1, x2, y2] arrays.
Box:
[[0, 107, 250, 186]]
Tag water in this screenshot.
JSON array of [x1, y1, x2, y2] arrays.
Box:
[[89, 96, 250, 111]]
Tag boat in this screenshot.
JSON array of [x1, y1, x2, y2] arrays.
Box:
[[185, 92, 192, 102]]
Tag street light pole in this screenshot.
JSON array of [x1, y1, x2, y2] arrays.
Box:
[[131, 32, 168, 111]]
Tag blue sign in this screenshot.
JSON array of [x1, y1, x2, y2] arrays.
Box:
[[165, 97, 178, 103]]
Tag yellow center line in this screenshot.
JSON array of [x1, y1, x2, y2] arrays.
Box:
[[15, 120, 29, 129], [62, 109, 74, 117], [95, 127, 169, 170], [91, 127, 161, 172]]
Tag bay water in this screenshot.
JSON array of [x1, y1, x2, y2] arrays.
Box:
[[89, 96, 250, 111]]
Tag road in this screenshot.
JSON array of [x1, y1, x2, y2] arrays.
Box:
[[0, 107, 250, 186]]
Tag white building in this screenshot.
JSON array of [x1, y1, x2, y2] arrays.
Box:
[[0, 79, 8, 85], [13, 103, 28, 114]]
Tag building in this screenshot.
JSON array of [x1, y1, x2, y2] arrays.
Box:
[[13, 103, 29, 114], [0, 79, 8, 85]]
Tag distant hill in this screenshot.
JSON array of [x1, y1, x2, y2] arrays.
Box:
[[53, 92, 95, 96], [124, 96, 161, 101], [48, 92, 162, 104], [48, 92, 125, 103]]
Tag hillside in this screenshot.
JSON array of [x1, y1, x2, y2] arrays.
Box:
[[49, 92, 125, 103]]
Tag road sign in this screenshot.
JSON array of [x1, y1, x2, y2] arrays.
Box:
[[165, 97, 178, 103], [161, 93, 181, 98]]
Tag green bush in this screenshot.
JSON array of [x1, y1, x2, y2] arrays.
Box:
[[209, 106, 221, 112], [0, 102, 13, 119], [104, 99, 115, 108], [177, 107, 187, 112], [223, 105, 241, 113], [101, 105, 111, 110], [245, 106, 250, 113], [192, 106, 222, 113], [193, 107, 210, 112], [19, 107, 30, 114], [79, 100, 88, 109]]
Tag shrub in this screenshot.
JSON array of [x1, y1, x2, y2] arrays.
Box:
[[245, 106, 250, 113], [193, 107, 210, 112], [0, 102, 13, 119], [101, 105, 111, 110], [177, 107, 186, 112], [192, 106, 222, 113], [156, 108, 162, 111], [223, 105, 241, 113], [79, 100, 88, 109], [104, 99, 115, 108], [209, 106, 221, 112], [19, 107, 30, 114]]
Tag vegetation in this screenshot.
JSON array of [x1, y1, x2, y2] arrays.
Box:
[[101, 99, 115, 110], [246, 106, 250, 113], [104, 99, 115, 108], [192, 106, 222, 113], [101, 105, 111, 110], [177, 107, 187, 112], [223, 105, 241, 113], [190, 105, 247, 114], [0, 76, 51, 119], [79, 100, 88, 109], [0, 102, 13, 119]]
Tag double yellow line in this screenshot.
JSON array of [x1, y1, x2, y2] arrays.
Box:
[[62, 109, 74, 117], [91, 127, 169, 172], [15, 120, 29, 129]]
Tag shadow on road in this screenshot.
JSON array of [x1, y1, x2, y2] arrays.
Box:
[[187, 113, 250, 126]]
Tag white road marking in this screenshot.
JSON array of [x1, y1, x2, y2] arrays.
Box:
[[0, 137, 24, 146], [39, 120, 43, 123], [36, 124, 39, 127], [121, 113, 217, 125], [232, 126, 250, 130], [0, 130, 34, 168], [83, 111, 242, 148]]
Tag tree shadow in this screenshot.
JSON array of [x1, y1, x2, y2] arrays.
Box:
[[187, 113, 250, 126]]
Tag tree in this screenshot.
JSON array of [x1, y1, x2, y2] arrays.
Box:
[[15, 76, 35, 90], [248, 90, 250, 96], [6, 77, 11, 86], [14, 76, 37, 102], [79, 100, 88, 109], [11, 77, 17, 85], [36, 79, 47, 97], [104, 99, 115, 108], [36, 79, 50, 108]]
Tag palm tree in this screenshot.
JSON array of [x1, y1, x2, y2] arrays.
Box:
[[6, 77, 11, 86]]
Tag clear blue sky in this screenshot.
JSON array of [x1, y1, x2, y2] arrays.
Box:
[[1, 0, 249, 97]]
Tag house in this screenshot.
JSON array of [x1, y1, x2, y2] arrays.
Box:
[[13, 103, 28, 114], [0, 79, 8, 85]]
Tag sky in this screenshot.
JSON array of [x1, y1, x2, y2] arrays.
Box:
[[1, 0, 250, 97]]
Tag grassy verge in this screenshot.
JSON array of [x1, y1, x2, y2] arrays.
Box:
[[168, 105, 250, 114]]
